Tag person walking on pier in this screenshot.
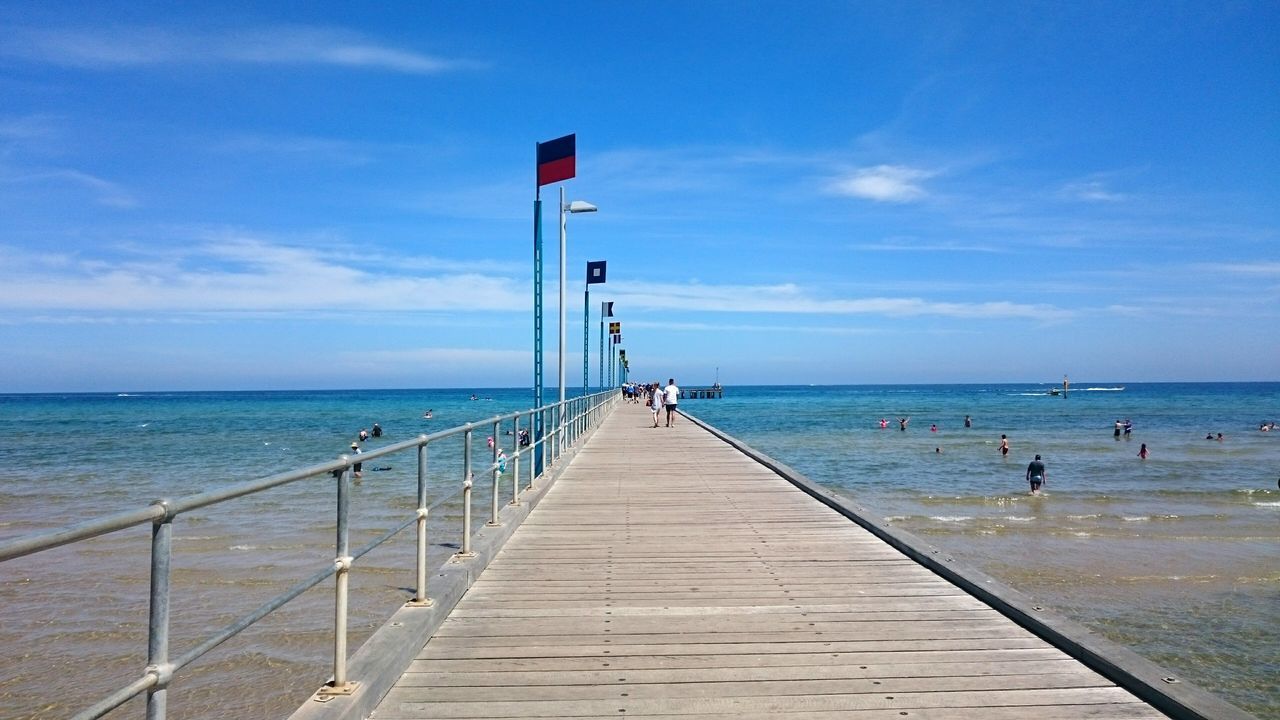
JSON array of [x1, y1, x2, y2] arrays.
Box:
[[649, 383, 663, 428], [663, 378, 680, 427], [1026, 454, 1046, 494]]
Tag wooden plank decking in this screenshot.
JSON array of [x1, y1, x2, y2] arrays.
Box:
[[368, 404, 1166, 719]]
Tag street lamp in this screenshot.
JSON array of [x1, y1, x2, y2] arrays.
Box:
[[559, 187, 596, 413]]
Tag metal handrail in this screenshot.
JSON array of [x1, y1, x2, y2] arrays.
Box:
[[1, 388, 620, 720]]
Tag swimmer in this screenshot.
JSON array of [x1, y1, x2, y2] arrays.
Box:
[[1025, 454, 1046, 494], [898, 417, 910, 431], [358, 428, 369, 442], [487, 436, 495, 449], [423, 409, 433, 419], [935, 447, 942, 454], [1000, 434, 1010, 457], [964, 415, 972, 428], [879, 418, 888, 429], [930, 424, 937, 433], [1138, 443, 1148, 460], [371, 423, 382, 438]]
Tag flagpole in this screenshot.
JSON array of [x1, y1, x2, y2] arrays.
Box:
[[532, 155, 544, 478], [583, 284, 589, 394], [599, 303, 605, 391]]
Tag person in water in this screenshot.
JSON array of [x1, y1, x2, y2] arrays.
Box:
[[1138, 443, 1149, 459], [964, 415, 972, 428], [1000, 434, 1010, 457], [898, 417, 910, 431], [1025, 454, 1046, 494], [358, 428, 369, 442], [349, 442, 363, 478], [371, 423, 382, 438]]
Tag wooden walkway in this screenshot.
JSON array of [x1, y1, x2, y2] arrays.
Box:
[[368, 404, 1167, 719]]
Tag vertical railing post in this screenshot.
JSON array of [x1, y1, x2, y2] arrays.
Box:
[[145, 501, 173, 720], [488, 420, 500, 526], [409, 438, 432, 606], [511, 414, 521, 504], [329, 461, 354, 693], [459, 425, 475, 558]]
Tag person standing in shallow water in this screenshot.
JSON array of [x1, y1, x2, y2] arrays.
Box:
[[1026, 454, 1046, 494], [1000, 434, 1010, 457], [1138, 443, 1149, 459]]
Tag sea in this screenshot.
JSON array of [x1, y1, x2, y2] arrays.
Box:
[[1, 383, 1277, 719]]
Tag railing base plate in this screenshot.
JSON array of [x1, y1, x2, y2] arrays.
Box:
[[316, 681, 358, 697], [405, 597, 435, 607]]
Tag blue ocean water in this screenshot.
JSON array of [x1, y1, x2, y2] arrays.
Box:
[[681, 382, 1280, 718], [0, 383, 1276, 718]]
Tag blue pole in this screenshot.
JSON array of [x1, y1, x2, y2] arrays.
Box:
[[583, 286, 590, 395], [533, 197, 544, 478]]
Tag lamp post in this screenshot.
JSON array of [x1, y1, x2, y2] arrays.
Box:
[[558, 187, 596, 413]]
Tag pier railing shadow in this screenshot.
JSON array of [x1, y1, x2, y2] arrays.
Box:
[[0, 388, 619, 720]]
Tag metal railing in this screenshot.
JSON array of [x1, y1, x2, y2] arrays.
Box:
[[0, 388, 619, 720]]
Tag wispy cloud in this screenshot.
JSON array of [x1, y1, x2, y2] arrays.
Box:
[[1194, 261, 1280, 276], [608, 281, 1072, 321], [827, 165, 938, 202], [851, 238, 1002, 253], [0, 237, 1072, 322], [0, 168, 137, 207], [0, 237, 524, 314], [1060, 179, 1127, 203], [0, 25, 474, 74]]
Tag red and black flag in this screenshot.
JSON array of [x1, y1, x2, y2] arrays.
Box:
[[586, 260, 607, 284], [537, 134, 576, 187]]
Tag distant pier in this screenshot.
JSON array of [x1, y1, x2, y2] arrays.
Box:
[[681, 385, 724, 399]]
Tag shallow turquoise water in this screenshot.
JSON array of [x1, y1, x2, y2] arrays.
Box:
[[0, 383, 1276, 718]]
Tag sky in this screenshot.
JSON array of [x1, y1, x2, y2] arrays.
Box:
[[1, 1, 1277, 392]]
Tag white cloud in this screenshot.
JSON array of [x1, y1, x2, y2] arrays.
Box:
[[608, 281, 1071, 321], [0, 26, 471, 75], [0, 169, 137, 207], [1195, 262, 1280, 276], [0, 238, 525, 313], [1060, 180, 1126, 203], [0, 239, 1071, 322], [828, 165, 937, 202]]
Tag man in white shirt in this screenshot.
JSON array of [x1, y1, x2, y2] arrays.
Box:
[[663, 378, 680, 427]]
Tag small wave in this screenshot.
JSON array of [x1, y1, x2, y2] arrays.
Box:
[[1005, 516, 1035, 522], [117, 393, 134, 397], [1072, 531, 1092, 537], [1084, 387, 1125, 391], [1123, 516, 1150, 522], [1254, 501, 1280, 508], [1068, 514, 1101, 520], [883, 515, 907, 522], [930, 515, 972, 522], [229, 544, 258, 551]]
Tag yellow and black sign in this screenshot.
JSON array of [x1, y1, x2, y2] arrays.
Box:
[[609, 321, 620, 334]]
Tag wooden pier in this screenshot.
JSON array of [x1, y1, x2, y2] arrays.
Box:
[[294, 403, 1251, 720], [681, 386, 723, 399]]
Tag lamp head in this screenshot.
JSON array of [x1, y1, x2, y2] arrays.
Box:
[[566, 200, 598, 214]]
